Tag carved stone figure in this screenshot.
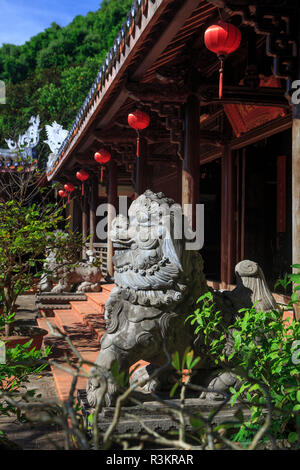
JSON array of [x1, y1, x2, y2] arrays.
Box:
[[86, 190, 278, 406], [44, 121, 69, 172], [39, 247, 102, 294]]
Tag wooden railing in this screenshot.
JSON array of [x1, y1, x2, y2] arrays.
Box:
[[86, 242, 108, 277]]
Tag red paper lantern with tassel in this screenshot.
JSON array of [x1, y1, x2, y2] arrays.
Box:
[[64, 183, 75, 203], [128, 109, 150, 157], [204, 21, 241, 99], [76, 169, 89, 196], [58, 189, 68, 208], [94, 149, 111, 183]]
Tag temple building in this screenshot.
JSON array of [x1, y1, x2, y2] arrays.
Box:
[[45, 0, 300, 314]]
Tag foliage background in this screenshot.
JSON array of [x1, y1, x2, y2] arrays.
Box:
[[0, 0, 132, 149]]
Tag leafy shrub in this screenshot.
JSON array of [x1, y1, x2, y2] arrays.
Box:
[[186, 287, 300, 444]]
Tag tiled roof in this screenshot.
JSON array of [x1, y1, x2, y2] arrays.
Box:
[[47, 0, 160, 180], [0, 148, 37, 172]]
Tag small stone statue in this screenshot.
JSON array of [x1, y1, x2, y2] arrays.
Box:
[[38, 247, 102, 294], [86, 190, 278, 406]]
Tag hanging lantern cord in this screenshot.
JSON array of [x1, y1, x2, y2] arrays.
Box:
[[136, 129, 140, 158], [218, 55, 225, 100], [82, 183, 84, 197]]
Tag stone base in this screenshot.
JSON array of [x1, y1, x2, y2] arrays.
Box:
[[77, 389, 251, 435], [36, 292, 87, 311]]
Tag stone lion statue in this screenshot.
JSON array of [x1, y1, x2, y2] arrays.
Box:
[[86, 190, 277, 406], [39, 245, 102, 294]]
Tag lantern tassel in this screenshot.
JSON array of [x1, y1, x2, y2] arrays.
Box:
[[68, 194, 70, 204], [82, 183, 84, 196], [100, 166, 104, 183], [136, 131, 140, 158], [219, 56, 224, 100]]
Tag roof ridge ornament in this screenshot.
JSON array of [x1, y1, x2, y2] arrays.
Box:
[[44, 121, 69, 172], [5, 115, 41, 157]]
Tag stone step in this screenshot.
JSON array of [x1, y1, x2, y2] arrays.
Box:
[[101, 283, 115, 294], [70, 301, 106, 340], [53, 309, 100, 361], [37, 317, 90, 401], [85, 291, 110, 311]]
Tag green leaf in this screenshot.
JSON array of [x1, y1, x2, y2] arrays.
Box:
[[171, 351, 180, 371], [288, 432, 298, 444], [169, 382, 179, 398], [190, 416, 205, 430]]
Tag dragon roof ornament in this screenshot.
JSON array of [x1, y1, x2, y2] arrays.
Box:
[[4, 115, 41, 158]]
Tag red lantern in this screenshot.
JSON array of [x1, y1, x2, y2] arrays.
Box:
[[76, 169, 89, 196], [58, 189, 68, 208], [64, 183, 75, 203], [128, 110, 150, 157], [204, 21, 241, 99], [94, 149, 111, 183]]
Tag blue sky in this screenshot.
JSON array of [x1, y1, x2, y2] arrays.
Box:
[[0, 0, 102, 46]]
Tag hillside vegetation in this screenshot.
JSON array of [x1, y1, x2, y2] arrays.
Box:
[[0, 0, 132, 149]]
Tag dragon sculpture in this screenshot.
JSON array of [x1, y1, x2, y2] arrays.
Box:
[[86, 190, 278, 406], [5, 115, 41, 158], [44, 121, 69, 173]]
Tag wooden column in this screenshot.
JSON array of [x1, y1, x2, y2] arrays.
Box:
[[89, 176, 98, 252], [292, 107, 300, 320], [82, 188, 89, 259], [182, 94, 200, 229], [292, 20, 300, 320], [72, 196, 81, 233], [107, 160, 118, 277], [221, 145, 235, 287], [135, 137, 148, 196]]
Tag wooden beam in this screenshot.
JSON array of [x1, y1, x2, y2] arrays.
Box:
[[126, 81, 188, 103], [93, 131, 136, 144], [132, 0, 202, 80], [230, 114, 292, 150], [97, 87, 129, 128], [198, 85, 290, 108]]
